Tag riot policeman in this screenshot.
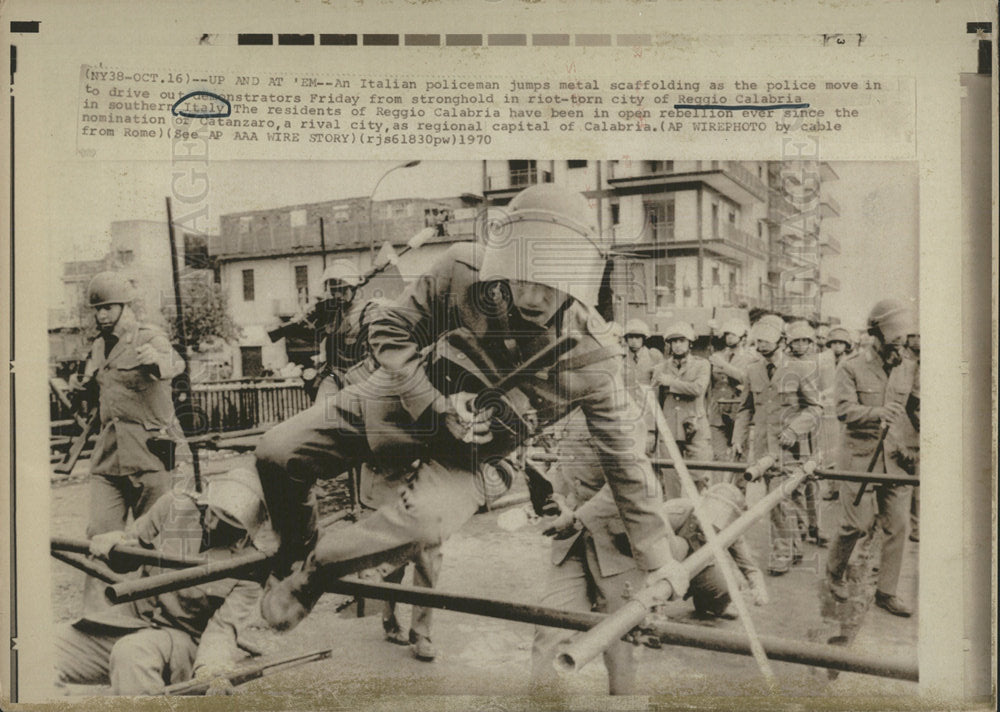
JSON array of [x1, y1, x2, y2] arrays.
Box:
[[708, 319, 751, 471], [255, 184, 689, 633], [71, 272, 189, 614], [653, 321, 712, 496], [732, 315, 822, 574], [826, 299, 916, 617]]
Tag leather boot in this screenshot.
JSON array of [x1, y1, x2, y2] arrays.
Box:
[[260, 552, 324, 631]]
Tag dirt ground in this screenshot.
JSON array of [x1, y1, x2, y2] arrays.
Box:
[[50, 449, 919, 704]]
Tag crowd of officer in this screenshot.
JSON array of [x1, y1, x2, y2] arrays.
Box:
[[615, 299, 920, 623], [57, 183, 918, 696]]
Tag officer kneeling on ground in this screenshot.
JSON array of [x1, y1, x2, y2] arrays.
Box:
[[54, 469, 266, 696]]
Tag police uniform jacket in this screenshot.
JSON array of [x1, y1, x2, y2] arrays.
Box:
[[72, 493, 261, 677], [654, 354, 711, 440], [884, 354, 919, 471], [835, 345, 893, 457], [732, 350, 822, 464], [82, 309, 190, 476], [708, 347, 751, 426], [365, 242, 674, 571]]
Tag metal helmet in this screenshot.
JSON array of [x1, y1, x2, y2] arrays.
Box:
[[867, 299, 917, 345], [699, 482, 746, 531], [786, 320, 815, 342], [663, 321, 695, 342], [322, 259, 362, 288], [87, 271, 134, 307], [826, 326, 851, 345], [721, 319, 748, 338], [750, 314, 784, 344], [624, 318, 651, 338], [200, 468, 268, 541], [478, 184, 605, 308]]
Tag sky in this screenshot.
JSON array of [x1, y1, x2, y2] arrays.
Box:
[[49, 159, 918, 327]]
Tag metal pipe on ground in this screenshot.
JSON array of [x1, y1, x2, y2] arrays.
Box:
[[325, 577, 917, 682]]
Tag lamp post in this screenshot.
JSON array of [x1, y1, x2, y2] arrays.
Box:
[[368, 160, 421, 261]]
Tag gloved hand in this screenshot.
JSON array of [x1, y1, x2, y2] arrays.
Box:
[[778, 428, 797, 449], [746, 570, 770, 606], [645, 559, 689, 601], [542, 494, 579, 539], [88, 531, 129, 559], [433, 392, 493, 444]]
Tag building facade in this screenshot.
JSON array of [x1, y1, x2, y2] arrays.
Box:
[[213, 195, 482, 377], [482, 159, 839, 332]]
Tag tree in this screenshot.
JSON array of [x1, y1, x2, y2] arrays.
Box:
[[162, 279, 241, 352]]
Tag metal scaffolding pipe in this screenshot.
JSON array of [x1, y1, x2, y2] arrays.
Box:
[[557, 463, 813, 674], [104, 542, 423, 605], [51, 536, 207, 570], [527, 453, 918, 487], [325, 577, 917, 682]]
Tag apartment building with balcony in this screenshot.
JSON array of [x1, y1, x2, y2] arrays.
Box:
[[483, 159, 841, 333], [765, 161, 840, 321], [212, 194, 482, 377]]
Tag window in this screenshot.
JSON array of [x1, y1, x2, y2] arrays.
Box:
[[610, 203, 620, 225], [711, 203, 720, 238], [333, 207, 350, 222], [712, 266, 721, 286], [290, 209, 307, 228], [294, 265, 309, 304], [240, 346, 263, 379], [116, 249, 134, 265], [508, 159, 538, 187], [656, 260, 676, 292], [242, 269, 255, 302], [757, 221, 763, 238], [647, 160, 674, 173], [567, 160, 588, 169], [644, 199, 675, 241], [239, 216, 253, 233]]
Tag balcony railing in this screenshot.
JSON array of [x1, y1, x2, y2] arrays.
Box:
[[713, 222, 768, 255], [709, 161, 769, 202]]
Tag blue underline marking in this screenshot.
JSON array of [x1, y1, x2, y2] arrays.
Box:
[[674, 103, 810, 111], [171, 91, 233, 119]]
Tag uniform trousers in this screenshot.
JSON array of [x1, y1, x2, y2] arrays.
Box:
[[255, 386, 484, 574], [84, 471, 171, 615], [768, 474, 807, 572], [826, 449, 911, 596], [55, 622, 197, 695], [530, 534, 645, 695]]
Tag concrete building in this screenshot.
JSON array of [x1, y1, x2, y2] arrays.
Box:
[[482, 159, 840, 332], [213, 195, 482, 377]]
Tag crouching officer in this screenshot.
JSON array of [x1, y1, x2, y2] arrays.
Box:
[[732, 315, 822, 575], [662, 483, 768, 618], [653, 322, 712, 496], [70, 272, 190, 615], [255, 184, 689, 632], [54, 469, 266, 696]]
